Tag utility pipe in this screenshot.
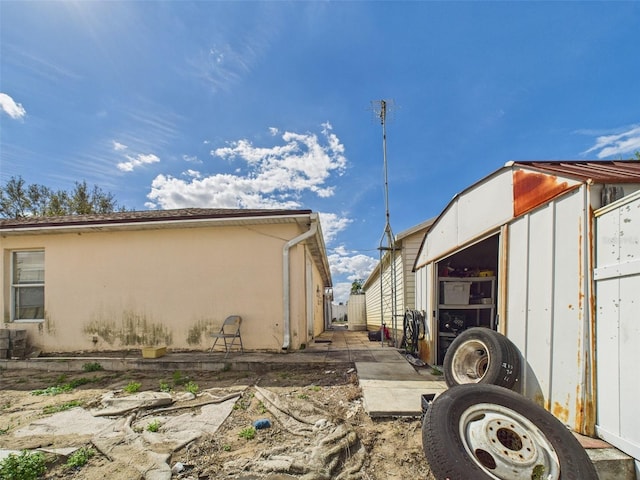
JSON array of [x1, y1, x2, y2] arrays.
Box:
[[282, 214, 318, 350]]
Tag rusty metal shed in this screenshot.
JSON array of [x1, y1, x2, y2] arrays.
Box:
[[413, 160, 640, 449]]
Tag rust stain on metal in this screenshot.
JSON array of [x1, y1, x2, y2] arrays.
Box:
[[513, 170, 571, 217], [576, 382, 596, 436], [585, 204, 597, 436], [578, 215, 583, 312], [552, 400, 570, 424]]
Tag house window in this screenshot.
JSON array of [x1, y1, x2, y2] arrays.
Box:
[[12, 250, 45, 321]]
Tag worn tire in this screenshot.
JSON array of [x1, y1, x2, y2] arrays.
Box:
[[422, 384, 598, 480], [443, 327, 520, 389]]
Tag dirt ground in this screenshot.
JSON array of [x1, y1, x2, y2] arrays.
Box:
[[0, 365, 435, 480]]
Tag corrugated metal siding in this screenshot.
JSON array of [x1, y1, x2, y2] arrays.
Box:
[[594, 190, 640, 462], [506, 186, 593, 433]]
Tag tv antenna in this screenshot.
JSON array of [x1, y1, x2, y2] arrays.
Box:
[[371, 99, 399, 346]]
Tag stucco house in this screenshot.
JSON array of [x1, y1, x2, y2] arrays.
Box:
[[1, 208, 332, 354]]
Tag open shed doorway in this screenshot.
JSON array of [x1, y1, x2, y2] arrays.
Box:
[[435, 234, 500, 364]]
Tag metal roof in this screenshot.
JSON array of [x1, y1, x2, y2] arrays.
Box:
[[0, 208, 313, 230], [510, 160, 640, 183]]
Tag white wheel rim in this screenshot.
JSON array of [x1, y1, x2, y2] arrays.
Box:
[[451, 339, 490, 384], [459, 403, 561, 480]]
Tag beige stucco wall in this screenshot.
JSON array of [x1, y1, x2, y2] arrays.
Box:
[[1, 222, 321, 352]]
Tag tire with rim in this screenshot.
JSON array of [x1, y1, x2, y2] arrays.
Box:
[[443, 327, 520, 390], [422, 384, 598, 480]]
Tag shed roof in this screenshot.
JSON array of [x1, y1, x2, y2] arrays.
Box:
[[509, 160, 640, 183]]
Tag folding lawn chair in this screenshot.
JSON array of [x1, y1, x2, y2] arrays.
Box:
[[209, 315, 244, 358]]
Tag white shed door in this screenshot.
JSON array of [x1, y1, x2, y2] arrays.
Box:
[[594, 190, 640, 465]]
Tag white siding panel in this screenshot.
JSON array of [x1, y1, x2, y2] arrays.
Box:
[[548, 190, 589, 426], [507, 188, 591, 431], [523, 204, 554, 405], [595, 190, 640, 461], [458, 170, 514, 241], [417, 169, 513, 267]]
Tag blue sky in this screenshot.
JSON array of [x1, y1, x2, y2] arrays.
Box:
[[1, 1, 640, 303]]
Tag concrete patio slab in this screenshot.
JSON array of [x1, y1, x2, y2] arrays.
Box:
[[358, 379, 447, 417]]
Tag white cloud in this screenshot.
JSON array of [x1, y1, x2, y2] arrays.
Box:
[[183, 169, 201, 179], [113, 141, 128, 151], [147, 124, 347, 209], [0, 93, 26, 120], [583, 125, 640, 159], [117, 153, 160, 172], [327, 246, 378, 304], [332, 282, 353, 305], [327, 247, 378, 282], [183, 154, 202, 164], [318, 212, 351, 244]]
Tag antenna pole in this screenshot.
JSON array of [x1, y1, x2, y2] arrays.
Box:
[[372, 99, 398, 347]]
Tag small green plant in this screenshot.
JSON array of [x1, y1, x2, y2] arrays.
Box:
[[222, 444, 231, 452], [55, 374, 68, 385], [159, 381, 171, 392], [123, 381, 141, 394], [172, 370, 190, 386], [297, 393, 309, 400], [185, 381, 199, 394], [239, 426, 256, 440], [65, 446, 95, 470], [309, 385, 321, 392], [233, 392, 253, 410], [82, 362, 103, 372], [146, 420, 161, 432], [0, 450, 47, 480], [430, 366, 443, 376], [256, 401, 267, 414], [68, 377, 92, 388], [31, 385, 73, 396], [42, 400, 82, 415]]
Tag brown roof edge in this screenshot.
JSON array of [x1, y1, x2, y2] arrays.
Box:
[[0, 208, 314, 229]]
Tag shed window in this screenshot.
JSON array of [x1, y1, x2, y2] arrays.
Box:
[[12, 250, 45, 321]]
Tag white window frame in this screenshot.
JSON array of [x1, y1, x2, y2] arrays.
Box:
[[11, 250, 45, 322]]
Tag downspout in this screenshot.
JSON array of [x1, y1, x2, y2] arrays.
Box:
[[282, 214, 318, 350]]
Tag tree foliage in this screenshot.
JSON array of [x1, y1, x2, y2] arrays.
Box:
[[350, 279, 364, 294], [0, 176, 125, 218]]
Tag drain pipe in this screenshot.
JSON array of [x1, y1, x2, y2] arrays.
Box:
[[282, 214, 318, 350]]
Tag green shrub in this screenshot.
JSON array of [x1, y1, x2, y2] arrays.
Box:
[[123, 381, 141, 394], [239, 426, 256, 440], [185, 381, 199, 394], [172, 370, 187, 386], [146, 420, 161, 432], [82, 362, 103, 372], [159, 381, 171, 392], [42, 400, 82, 415], [0, 450, 47, 480], [31, 385, 72, 396], [65, 447, 95, 470]]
